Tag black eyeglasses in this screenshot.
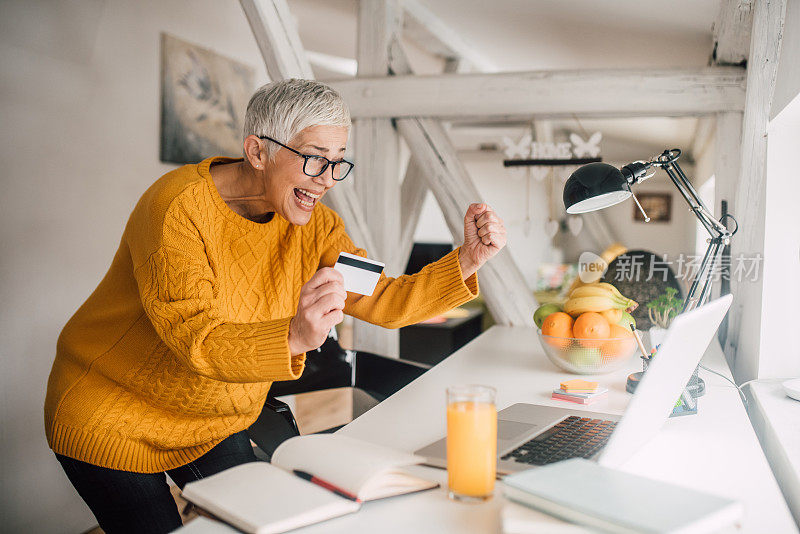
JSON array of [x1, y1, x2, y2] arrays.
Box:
[[259, 136, 354, 181]]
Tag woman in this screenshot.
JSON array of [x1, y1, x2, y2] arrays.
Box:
[[45, 79, 507, 533]]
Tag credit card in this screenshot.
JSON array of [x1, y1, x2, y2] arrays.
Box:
[[333, 252, 385, 296]]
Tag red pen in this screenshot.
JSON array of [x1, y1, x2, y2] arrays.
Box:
[[293, 470, 361, 503]]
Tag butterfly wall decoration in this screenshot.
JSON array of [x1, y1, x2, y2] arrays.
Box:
[[569, 132, 603, 158]]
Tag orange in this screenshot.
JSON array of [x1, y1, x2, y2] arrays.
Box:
[[573, 312, 611, 348], [600, 309, 623, 324], [541, 312, 574, 349], [601, 323, 636, 359]]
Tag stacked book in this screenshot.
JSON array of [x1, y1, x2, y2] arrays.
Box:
[[502, 459, 743, 534], [552, 379, 607, 405]]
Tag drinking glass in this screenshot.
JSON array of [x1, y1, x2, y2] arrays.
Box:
[[446, 384, 497, 502]]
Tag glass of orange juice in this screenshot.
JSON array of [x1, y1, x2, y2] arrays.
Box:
[[446, 384, 497, 502]]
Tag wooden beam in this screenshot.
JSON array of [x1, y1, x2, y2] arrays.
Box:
[[319, 186, 378, 255], [725, 0, 787, 381], [352, 118, 401, 271], [354, 0, 402, 270], [328, 67, 747, 120], [396, 1, 482, 261], [352, 0, 404, 358], [387, 39, 536, 326], [357, 0, 403, 76], [239, 0, 314, 80], [713, 0, 755, 66], [443, 57, 467, 74], [396, 117, 537, 326], [239, 0, 376, 254], [399, 158, 428, 264], [690, 116, 716, 162], [712, 111, 742, 358], [713, 112, 743, 218], [306, 50, 357, 77], [400, 0, 496, 72]]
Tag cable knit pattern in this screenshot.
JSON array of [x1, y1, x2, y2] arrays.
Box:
[[44, 157, 479, 473]]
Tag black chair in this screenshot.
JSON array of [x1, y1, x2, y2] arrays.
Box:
[[247, 330, 430, 459]]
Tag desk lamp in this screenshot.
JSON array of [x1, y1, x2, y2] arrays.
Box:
[[563, 149, 738, 399]]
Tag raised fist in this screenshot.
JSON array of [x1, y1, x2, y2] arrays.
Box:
[[459, 203, 507, 279]]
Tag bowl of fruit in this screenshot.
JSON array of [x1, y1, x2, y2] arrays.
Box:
[[533, 282, 639, 374]]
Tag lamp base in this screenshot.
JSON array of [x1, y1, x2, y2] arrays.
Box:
[[625, 371, 643, 394], [626, 371, 703, 417], [625, 369, 706, 396], [686, 374, 706, 398]]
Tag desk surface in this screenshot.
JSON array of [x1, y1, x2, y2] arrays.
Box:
[[283, 325, 796, 534], [746, 380, 800, 526]]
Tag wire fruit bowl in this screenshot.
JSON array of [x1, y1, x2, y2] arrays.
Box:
[[537, 331, 638, 375]]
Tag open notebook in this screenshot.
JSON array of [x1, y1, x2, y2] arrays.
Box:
[[182, 434, 438, 534]]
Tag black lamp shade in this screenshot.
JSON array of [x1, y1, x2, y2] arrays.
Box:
[[563, 162, 632, 214]]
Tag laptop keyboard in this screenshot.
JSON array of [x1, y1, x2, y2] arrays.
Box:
[[501, 416, 617, 466]]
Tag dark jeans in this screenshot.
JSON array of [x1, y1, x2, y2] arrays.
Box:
[[55, 431, 258, 534]]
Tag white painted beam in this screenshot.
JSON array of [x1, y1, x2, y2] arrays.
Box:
[[712, 111, 742, 361], [713, 0, 755, 65], [239, 0, 376, 255], [726, 0, 788, 381], [399, 158, 428, 264], [396, 117, 537, 327], [397, 4, 478, 250], [240, 0, 314, 80], [328, 67, 747, 120], [443, 57, 467, 74], [319, 188, 378, 255], [352, 118, 401, 272], [387, 39, 536, 326], [352, 0, 404, 358], [400, 0, 496, 73], [690, 116, 716, 162], [713, 112, 743, 217], [306, 50, 357, 78], [358, 0, 403, 76]]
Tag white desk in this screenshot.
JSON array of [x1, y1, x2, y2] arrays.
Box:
[[282, 326, 797, 533], [745, 379, 800, 526]]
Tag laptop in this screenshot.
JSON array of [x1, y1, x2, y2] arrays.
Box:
[[415, 294, 733, 474]]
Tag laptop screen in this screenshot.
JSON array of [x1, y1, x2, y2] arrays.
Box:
[[597, 295, 732, 468]]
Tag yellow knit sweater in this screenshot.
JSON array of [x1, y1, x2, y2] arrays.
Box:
[[44, 157, 478, 473]]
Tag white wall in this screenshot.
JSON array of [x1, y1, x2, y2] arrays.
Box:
[[759, 93, 800, 378], [758, 0, 800, 378], [771, 0, 800, 121], [593, 169, 698, 263], [732, 3, 800, 382], [0, 1, 269, 530]]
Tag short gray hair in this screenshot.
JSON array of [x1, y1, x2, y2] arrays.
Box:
[[243, 79, 351, 159]]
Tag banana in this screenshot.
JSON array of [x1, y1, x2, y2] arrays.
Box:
[[569, 285, 616, 299], [566, 283, 637, 314], [564, 295, 622, 316], [596, 282, 626, 300]]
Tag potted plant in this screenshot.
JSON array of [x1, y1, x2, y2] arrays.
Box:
[[645, 287, 682, 350]]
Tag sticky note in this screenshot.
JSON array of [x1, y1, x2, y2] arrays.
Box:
[[560, 379, 599, 392]]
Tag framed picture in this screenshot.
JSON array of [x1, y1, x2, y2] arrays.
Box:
[[633, 193, 672, 222], [160, 33, 255, 164]]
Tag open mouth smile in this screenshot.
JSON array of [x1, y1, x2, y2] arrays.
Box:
[[293, 188, 321, 210]]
